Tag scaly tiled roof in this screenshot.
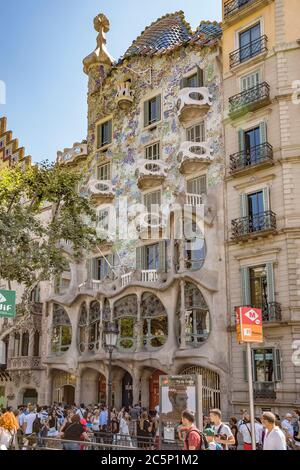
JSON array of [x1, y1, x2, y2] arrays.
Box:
[[121, 12, 221, 60]]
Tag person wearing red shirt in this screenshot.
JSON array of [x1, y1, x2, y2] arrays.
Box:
[[181, 410, 202, 451]]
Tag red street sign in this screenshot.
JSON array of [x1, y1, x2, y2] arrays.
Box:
[[235, 307, 263, 343]]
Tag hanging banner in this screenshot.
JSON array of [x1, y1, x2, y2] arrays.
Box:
[[0, 289, 16, 318], [236, 306, 263, 343]]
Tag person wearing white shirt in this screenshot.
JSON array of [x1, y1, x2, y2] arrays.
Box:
[[262, 412, 287, 450], [22, 406, 37, 436], [281, 414, 294, 438], [238, 413, 263, 450]]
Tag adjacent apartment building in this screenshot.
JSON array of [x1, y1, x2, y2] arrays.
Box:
[[222, 0, 300, 415]]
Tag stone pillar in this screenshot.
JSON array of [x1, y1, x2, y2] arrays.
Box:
[[135, 293, 143, 353], [180, 280, 187, 350], [98, 298, 104, 352], [140, 371, 151, 409], [45, 368, 53, 405], [179, 240, 185, 272], [8, 333, 14, 359], [132, 369, 142, 405], [75, 370, 81, 406], [29, 330, 35, 357], [112, 370, 122, 409]]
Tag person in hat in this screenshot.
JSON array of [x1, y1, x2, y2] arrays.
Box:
[[203, 428, 223, 450]]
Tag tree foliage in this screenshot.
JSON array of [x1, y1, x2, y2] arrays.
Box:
[[0, 161, 98, 290]]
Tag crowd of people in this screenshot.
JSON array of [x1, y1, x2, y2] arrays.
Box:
[[0, 402, 300, 451]]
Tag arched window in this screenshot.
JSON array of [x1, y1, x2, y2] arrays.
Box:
[[141, 293, 168, 350], [13, 333, 20, 357], [33, 331, 40, 357], [78, 302, 88, 353], [88, 301, 101, 352], [21, 331, 29, 357], [51, 304, 72, 355], [177, 282, 210, 347], [114, 295, 137, 351]]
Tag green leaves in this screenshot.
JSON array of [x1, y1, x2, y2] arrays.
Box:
[[0, 161, 99, 289]]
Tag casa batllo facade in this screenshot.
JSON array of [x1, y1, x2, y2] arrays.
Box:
[[41, 11, 228, 413]]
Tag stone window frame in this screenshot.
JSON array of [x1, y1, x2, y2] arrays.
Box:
[[141, 292, 168, 351]]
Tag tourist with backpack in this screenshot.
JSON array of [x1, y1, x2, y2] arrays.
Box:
[[181, 410, 208, 451], [203, 428, 223, 450], [209, 408, 235, 450]]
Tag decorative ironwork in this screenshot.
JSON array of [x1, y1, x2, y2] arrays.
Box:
[[224, 0, 256, 18], [141, 292, 166, 318], [53, 304, 71, 326], [229, 82, 270, 116], [89, 301, 101, 323], [232, 211, 277, 238], [253, 382, 276, 399], [230, 142, 273, 173], [262, 302, 282, 322], [181, 366, 220, 415], [230, 35, 268, 68], [114, 295, 138, 318], [184, 282, 209, 310]]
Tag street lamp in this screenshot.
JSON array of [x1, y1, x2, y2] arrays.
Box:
[[104, 321, 119, 432]]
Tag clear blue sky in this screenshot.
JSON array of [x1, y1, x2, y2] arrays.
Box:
[[0, 0, 221, 163]]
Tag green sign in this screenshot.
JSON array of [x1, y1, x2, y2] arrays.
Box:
[[0, 289, 16, 318]]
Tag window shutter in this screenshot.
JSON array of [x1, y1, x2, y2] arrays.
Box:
[[156, 95, 161, 122], [97, 124, 102, 149], [136, 246, 143, 270], [107, 120, 112, 145], [92, 258, 98, 280], [274, 348, 282, 381], [144, 101, 149, 127], [263, 186, 270, 211], [266, 262, 275, 303], [180, 77, 189, 89], [159, 240, 167, 272], [240, 193, 248, 217], [196, 66, 204, 87], [106, 254, 114, 279], [85, 259, 92, 281], [238, 129, 245, 152], [241, 266, 251, 306], [243, 350, 248, 382], [259, 121, 267, 144]]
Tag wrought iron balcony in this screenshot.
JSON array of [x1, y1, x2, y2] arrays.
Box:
[[232, 210, 276, 239], [230, 142, 273, 174], [254, 382, 276, 400], [224, 0, 257, 18], [263, 302, 282, 322], [229, 82, 270, 117], [230, 35, 268, 68]]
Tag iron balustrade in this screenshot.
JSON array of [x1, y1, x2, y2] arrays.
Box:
[[253, 382, 276, 399], [262, 302, 282, 322], [232, 210, 276, 238], [224, 0, 256, 18], [229, 82, 270, 116], [230, 142, 273, 173], [230, 35, 268, 68]]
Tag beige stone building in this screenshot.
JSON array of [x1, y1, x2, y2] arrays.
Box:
[[222, 0, 300, 415]]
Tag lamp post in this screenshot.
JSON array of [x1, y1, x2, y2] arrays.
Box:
[[104, 321, 119, 432]]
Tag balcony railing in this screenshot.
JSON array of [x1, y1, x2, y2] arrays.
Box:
[[141, 270, 158, 283], [230, 142, 273, 174], [254, 382, 276, 400], [229, 82, 270, 117], [7, 356, 42, 370], [185, 193, 203, 206], [224, 0, 256, 18], [263, 302, 282, 322], [232, 210, 276, 239], [121, 272, 133, 287], [230, 35, 268, 68]]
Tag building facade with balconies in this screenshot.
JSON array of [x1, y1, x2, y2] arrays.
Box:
[[222, 0, 300, 415], [40, 11, 231, 415]]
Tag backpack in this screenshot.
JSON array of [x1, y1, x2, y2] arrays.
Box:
[[185, 429, 209, 450], [32, 415, 42, 434]]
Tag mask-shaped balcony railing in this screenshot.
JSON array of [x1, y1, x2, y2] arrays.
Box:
[[232, 210, 277, 239], [57, 142, 88, 164], [229, 82, 270, 117], [116, 84, 134, 110], [178, 141, 213, 173], [136, 159, 168, 189], [88, 179, 115, 201], [230, 35, 268, 68], [177, 87, 212, 122], [230, 142, 273, 174]]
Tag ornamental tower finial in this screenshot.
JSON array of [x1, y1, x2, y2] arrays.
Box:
[[83, 13, 114, 74]]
